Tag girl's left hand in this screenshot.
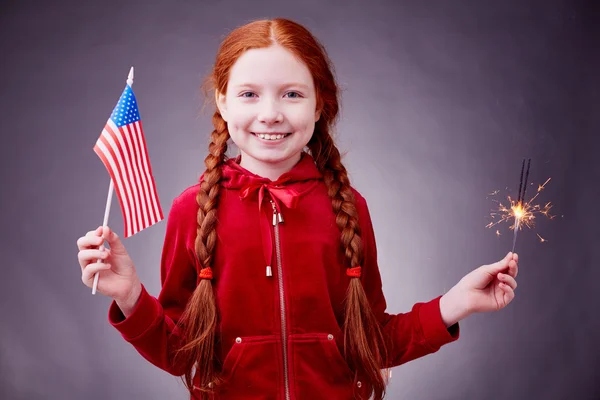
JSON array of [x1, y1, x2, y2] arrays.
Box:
[[457, 252, 519, 314]]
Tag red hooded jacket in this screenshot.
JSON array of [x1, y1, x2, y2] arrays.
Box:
[[108, 152, 460, 399]]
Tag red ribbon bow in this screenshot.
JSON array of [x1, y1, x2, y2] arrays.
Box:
[[240, 182, 300, 211], [238, 181, 301, 279]]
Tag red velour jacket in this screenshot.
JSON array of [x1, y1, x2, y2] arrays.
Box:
[[108, 152, 460, 399]]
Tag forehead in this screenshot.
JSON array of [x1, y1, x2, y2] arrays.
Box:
[[228, 45, 314, 88]]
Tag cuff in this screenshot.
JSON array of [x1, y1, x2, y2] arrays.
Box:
[[418, 295, 461, 351], [108, 284, 163, 341]]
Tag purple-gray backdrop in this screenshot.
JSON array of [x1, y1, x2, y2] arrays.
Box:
[[1, 0, 598, 399]]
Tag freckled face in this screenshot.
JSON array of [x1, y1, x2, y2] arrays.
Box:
[[216, 44, 321, 175]]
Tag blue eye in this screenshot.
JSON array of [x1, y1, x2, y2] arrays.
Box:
[[241, 92, 257, 98], [285, 92, 302, 98]]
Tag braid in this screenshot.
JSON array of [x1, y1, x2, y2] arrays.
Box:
[[174, 111, 229, 399], [196, 112, 229, 267], [308, 120, 389, 400]]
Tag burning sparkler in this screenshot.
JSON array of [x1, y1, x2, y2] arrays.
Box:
[[486, 158, 554, 252]]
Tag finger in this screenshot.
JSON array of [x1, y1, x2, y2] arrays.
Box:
[[102, 225, 116, 242], [497, 273, 517, 290], [78, 248, 110, 270], [499, 282, 515, 305], [77, 235, 102, 250], [489, 252, 512, 273], [102, 226, 125, 251], [506, 260, 518, 277], [77, 228, 105, 250], [502, 251, 512, 266], [512, 253, 519, 263], [82, 262, 111, 285]]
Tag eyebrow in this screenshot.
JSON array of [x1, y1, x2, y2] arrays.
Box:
[[233, 82, 311, 90]]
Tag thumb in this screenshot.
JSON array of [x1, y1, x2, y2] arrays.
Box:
[[487, 251, 512, 273], [101, 226, 126, 251]]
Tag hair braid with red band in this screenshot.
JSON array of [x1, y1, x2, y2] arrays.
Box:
[[309, 119, 389, 398], [173, 111, 229, 396]]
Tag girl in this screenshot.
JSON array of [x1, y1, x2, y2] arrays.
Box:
[[76, 18, 519, 400]]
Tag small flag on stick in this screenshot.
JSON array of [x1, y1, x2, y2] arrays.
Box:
[[91, 67, 163, 294]]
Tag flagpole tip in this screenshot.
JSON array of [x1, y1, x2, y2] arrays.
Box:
[[127, 66, 134, 86]]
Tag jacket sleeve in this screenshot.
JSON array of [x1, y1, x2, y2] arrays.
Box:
[[355, 192, 460, 368], [107, 194, 200, 376]]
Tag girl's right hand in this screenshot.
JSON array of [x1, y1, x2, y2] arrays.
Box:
[[77, 226, 141, 305]]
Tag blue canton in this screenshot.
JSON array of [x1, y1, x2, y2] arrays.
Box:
[[110, 85, 140, 128]]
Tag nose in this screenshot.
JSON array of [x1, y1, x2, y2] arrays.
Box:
[[257, 99, 283, 124]]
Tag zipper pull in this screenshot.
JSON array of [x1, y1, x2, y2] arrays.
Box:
[[269, 200, 284, 225], [266, 266, 273, 277], [270, 201, 278, 226]]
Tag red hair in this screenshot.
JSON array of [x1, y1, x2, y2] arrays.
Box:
[[173, 18, 389, 399]]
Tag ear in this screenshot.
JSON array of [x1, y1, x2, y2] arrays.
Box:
[[215, 90, 228, 122], [315, 108, 321, 122]]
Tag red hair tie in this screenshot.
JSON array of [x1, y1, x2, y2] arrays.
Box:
[[346, 266, 362, 278], [199, 267, 213, 280]]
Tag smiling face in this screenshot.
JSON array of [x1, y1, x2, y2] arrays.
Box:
[[216, 44, 321, 180]]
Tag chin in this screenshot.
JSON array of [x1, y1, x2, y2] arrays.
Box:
[[247, 150, 297, 164]]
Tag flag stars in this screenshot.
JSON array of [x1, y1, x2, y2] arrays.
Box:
[[109, 86, 141, 126]]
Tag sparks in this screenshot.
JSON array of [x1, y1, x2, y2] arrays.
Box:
[[486, 190, 554, 231], [537, 177, 551, 192], [536, 233, 547, 243], [486, 159, 554, 252]]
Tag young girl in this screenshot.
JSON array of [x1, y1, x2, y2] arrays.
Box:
[[76, 18, 519, 400]]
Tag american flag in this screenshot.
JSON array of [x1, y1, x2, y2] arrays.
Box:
[[93, 84, 163, 237]]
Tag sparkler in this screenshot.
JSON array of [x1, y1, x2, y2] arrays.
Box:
[[486, 158, 554, 252]]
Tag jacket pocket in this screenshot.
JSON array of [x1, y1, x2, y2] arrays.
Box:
[[213, 335, 281, 399], [289, 332, 356, 399]]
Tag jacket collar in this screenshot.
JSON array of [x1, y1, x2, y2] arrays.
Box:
[[221, 152, 322, 211]]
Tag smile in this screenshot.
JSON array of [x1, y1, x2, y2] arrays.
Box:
[[251, 132, 292, 141]]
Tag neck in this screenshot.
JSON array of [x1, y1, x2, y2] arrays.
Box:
[[239, 151, 302, 181]]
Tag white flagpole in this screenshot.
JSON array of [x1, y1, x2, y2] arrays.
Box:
[[92, 179, 114, 294], [92, 66, 135, 295]]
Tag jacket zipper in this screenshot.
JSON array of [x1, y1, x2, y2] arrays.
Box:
[[270, 200, 290, 400]]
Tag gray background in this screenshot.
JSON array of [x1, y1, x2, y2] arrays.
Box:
[[1, 0, 598, 399]]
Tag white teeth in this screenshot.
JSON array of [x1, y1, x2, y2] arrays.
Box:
[[256, 133, 287, 140]]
